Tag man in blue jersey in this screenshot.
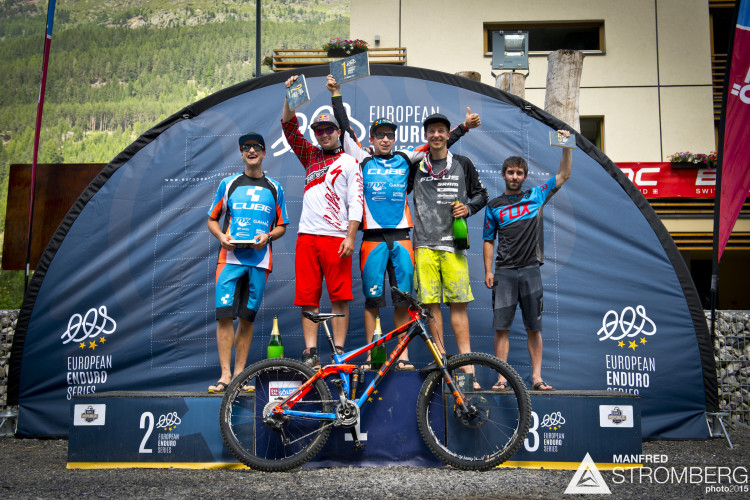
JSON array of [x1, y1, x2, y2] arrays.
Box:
[[327, 75, 480, 369], [206, 132, 288, 393], [482, 130, 572, 391]]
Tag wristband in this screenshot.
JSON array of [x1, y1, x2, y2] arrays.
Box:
[[266, 232, 272, 242]]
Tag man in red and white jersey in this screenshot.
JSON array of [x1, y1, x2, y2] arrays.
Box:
[[282, 75, 364, 369]]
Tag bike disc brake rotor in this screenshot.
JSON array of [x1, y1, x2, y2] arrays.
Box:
[[453, 395, 490, 428]]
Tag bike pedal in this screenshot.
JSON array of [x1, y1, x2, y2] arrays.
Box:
[[349, 428, 365, 450]]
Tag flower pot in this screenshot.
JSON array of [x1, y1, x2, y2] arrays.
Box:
[[670, 161, 702, 169]]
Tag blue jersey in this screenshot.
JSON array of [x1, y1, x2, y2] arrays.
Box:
[[483, 176, 557, 269], [360, 154, 413, 230], [208, 173, 288, 270]]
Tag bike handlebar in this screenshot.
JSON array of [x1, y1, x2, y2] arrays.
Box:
[[390, 287, 431, 317]]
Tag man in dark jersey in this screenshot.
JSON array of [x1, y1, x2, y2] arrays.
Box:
[[207, 132, 289, 392], [327, 75, 480, 369], [482, 130, 572, 391], [411, 114, 488, 362]]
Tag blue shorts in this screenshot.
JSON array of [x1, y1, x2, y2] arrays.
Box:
[[360, 230, 414, 308], [492, 264, 543, 332], [215, 263, 269, 321]]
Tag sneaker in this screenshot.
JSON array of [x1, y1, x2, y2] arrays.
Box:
[[301, 348, 320, 369]]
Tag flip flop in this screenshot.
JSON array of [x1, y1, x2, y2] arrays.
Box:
[[532, 380, 555, 391], [491, 381, 509, 391], [208, 381, 228, 393], [395, 360, 416, 371], [360, 362, 372, 371], [240, 384, 255, 393]]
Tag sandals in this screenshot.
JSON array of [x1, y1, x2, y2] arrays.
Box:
[[395, 360, 416, 371], [207, 381, 228, 393], [491, 380, 510, 392], [240, 384, 255, 393], [532, 380, 555, 391]]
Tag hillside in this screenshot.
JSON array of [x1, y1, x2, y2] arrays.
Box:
[[0, 0, 349, 307], [0, 0, 350, 165]]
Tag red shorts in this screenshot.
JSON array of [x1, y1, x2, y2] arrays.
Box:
[[295, 233, 353, 306]]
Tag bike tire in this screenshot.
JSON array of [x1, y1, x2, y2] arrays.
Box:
[[219, 358, 333, 472], [416, 352, 531, 471]]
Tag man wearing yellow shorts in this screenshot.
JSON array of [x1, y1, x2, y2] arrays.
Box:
[[411, 113, 488, 356]]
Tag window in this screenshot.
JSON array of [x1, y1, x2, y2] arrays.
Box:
[[580, 116, 604, 151], [484, 22, 605, 55]]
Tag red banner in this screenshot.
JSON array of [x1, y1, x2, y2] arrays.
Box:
[[719, 0, 750, 259], [617, 163, 718, 198]]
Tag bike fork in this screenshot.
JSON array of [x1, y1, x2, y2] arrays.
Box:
[[421, 330, 472, 412]]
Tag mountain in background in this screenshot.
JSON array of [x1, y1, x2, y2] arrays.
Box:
[[0, 0, 348, 307], [0, 0, 349, 165]]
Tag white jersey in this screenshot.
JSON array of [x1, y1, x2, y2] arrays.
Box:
[[282, 117, 363, 237]]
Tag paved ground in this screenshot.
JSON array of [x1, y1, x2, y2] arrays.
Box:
[[1, 422, 748, 499]]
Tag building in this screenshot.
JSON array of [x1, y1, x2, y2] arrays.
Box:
[[350, 0, 748, 308]]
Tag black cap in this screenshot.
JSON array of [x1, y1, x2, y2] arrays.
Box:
[[423, 113, 450, 131], [238, 132, 265, 148], [311, 111, 340, 129], [369, 118, 397, 136]]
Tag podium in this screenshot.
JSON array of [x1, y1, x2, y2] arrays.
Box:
[[67, 372, 640, 469]]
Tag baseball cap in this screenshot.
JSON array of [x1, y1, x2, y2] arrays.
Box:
[[369, 118, 397, 136], [311, 111, 339, 129], [238, 132, 265, 148], [423, 113, 450, 131]]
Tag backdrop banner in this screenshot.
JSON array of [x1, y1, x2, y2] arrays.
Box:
[[9, 65, 715, 438]]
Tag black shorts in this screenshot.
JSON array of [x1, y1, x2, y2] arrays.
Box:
[[492, 264, 543, 332]]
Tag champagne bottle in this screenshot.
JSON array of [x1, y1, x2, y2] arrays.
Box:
[[452, 198, 470, 250], [370, 316, 386, 370], [267, 315, 284, 359]]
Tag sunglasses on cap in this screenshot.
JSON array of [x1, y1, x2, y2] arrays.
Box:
[[314, 126, 337, 136], [241, 143, 265, 152], [374, 131, 395, 140]]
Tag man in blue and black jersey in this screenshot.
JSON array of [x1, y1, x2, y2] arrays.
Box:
[[482, 130, 573, 391], [327, 75, 480, 369], [206, 132, 289, 393]]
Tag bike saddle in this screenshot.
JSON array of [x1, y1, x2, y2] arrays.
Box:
[[302, 311, 346, 323]]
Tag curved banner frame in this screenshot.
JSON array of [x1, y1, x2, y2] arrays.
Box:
[[9, 65, 716, 438]]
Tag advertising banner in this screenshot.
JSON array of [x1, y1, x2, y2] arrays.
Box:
[[10, 66, 715, 439]]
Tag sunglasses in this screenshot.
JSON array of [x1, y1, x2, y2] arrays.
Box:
[[241, 143, 264, 152], [314, 126, 337, 136], [374, 131, 395, 140]]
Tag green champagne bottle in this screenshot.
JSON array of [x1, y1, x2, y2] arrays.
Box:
[[267, 315, 284, 359], [452, 198, 470, 250], [370, 316, 386, 370]]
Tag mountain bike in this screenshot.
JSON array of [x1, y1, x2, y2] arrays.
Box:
[[219, 288, 531, 471]]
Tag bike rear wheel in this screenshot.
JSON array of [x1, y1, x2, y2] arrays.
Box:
[[219, 358, 333, 471], [416, 352, 531, 470]]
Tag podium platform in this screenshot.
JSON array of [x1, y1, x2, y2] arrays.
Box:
[[67, 372, 640, 470]]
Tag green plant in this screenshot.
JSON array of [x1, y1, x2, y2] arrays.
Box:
[[322, 37, 368, 54], [667, 151, 717, 168]]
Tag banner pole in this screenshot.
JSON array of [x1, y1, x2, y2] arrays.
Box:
[[26, 0, 57, 292]]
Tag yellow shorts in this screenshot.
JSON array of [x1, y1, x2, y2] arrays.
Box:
[[414, 248, 474, 304]]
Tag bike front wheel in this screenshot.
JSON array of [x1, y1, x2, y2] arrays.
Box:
[[416, 352, 531, 470], [219, 358, 333, 472]]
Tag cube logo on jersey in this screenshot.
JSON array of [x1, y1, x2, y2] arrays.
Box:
[[269, 380, 302, 400], [245, 186, 262, 201]]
